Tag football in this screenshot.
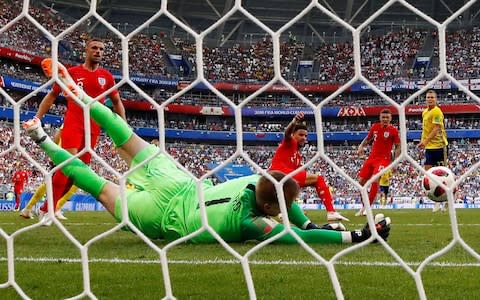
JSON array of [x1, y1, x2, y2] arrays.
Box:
[[421, 166, 456, 202]]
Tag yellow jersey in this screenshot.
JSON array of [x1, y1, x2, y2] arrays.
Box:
[[421, 106, 448, 149], [379, 169, 392, 187]]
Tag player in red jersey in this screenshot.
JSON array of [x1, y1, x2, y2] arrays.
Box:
[[356, 109, 400, 216], [12, 162, 29, 211], [34, 38, 126, 223], [269, 112, 349, 222]]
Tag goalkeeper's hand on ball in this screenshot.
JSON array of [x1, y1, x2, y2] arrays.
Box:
[[351, 214, 391, 243]]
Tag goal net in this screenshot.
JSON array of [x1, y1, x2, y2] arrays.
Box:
[[1, 0, 480, 299]]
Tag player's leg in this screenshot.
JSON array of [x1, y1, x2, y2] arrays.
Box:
[[356, 161, 374, 216], [384, 186, 390, 205], [368, 180, 380, 206], [23, 118, 119, 216], [440, 146, 449, 212], [55, 185, 77, 210], [368, 162, 389, 207], [425, 149, 442, 212], [35, 126, 68, 217], [14, 188, 21, 211], [55, 185, 78, 220], [20, 183, 46, 219], [39, 168, 73, 214], [84, 99, 148, 165], [379, 187, 387, 207], [355, 179, 368, 216], [304, 173, 349, 222], [38, 128, 78, 215]]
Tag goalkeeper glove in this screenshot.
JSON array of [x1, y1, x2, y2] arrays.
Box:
[[305, 222, 320, 230], [351, 214, 391, 243]]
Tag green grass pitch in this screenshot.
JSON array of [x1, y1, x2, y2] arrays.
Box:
[[1, 209, 479, 299]]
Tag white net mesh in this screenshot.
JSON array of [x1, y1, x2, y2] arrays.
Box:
[[1, 0, 480, 299]]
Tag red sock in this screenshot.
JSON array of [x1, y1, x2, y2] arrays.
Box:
[[15, 194, 20, 209], [40, 170, 73, 212], [368, 182, 379, 205], [315, 176, 335, 212]]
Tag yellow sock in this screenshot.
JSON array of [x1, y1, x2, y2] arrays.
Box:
[[26, 183, 47, 209], [381, 195, 386, 206], [55, 185, 78, 211]]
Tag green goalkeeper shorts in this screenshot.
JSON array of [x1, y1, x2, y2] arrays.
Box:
[[113, 144, 195, 239]]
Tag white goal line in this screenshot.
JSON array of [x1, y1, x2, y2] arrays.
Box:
[[1, 256, 479, 268]]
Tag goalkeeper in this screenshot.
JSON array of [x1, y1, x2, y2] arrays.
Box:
[[23, 58, 391, 244]]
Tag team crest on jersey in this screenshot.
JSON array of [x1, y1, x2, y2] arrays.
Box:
[[98, 77, 106, 86], [383, 131, 390, 138]]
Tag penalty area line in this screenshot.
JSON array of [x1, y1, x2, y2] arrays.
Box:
[[1, 256, 480, 268]]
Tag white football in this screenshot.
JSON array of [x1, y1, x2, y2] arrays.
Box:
[[421, 166, 455, 202]]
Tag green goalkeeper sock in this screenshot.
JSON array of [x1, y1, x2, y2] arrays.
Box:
[[84, 95, 133, 147], [40, 138, 107, 198]]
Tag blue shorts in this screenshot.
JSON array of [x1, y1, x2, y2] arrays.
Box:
[[425, 147, 448, 167], [379, 185, 389, 195]]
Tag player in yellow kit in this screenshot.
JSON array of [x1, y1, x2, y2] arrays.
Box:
[[417, 90, 448, 212], [379, 170, 392, 207]]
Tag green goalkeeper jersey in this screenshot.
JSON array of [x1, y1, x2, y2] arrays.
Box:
[[162, 174, 344, 244], [117, 146, 344, 244]]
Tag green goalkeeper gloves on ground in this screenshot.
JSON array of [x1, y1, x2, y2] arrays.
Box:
[[306, 213, 391, 243], [351, 214, 391, 243]]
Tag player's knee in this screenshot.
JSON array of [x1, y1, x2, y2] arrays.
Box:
[[316, 176, 328, 193], [97, 183, 119, 216]]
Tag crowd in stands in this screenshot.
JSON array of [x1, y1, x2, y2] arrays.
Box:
[[0, 59, 46, 84], [0, 1, 66, 56], [1, 1, 480, 206], [4, 61, 478, 110], [313, 28, 426, 83], [433, 27, 480, 79], [0, 119, 478, 204], [2, 93, 479, 134], [3, 1, 480, 84], [314, 41, 354, 83], [361, 28, 426, 82], [106, 85, 480, 108], [177, 38, 305, 82]]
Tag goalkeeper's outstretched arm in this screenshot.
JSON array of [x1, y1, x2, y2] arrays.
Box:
[[243, 214, 391, 244]]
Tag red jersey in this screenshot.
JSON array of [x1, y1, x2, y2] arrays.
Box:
[[52, 65, 118, 136], [270, 138, 302, 171], [12, 170, 29, 189], [367, 123, 400, 160]]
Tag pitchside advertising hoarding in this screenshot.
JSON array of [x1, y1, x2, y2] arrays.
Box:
[[1, 196, 479, 211], [0, 187, 478, 212], [300, 203, 480, 210], [0, 193, 107, 212], [3, 74, 480, 118]]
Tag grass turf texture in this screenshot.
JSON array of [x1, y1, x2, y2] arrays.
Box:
[[1, 209, 479, 299]]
